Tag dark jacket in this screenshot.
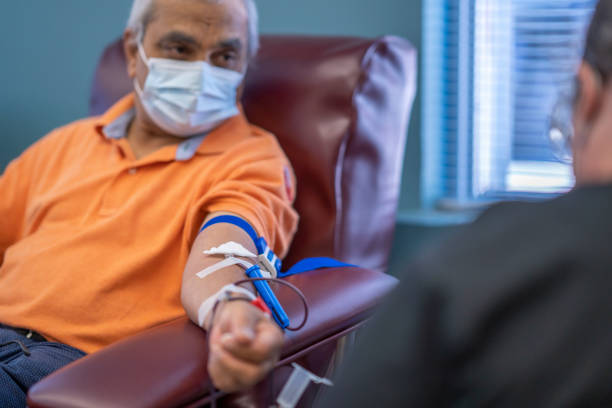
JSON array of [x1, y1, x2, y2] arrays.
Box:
[[321, 185, 612, 407]]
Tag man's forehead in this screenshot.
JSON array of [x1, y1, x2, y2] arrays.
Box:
[[147, 0, 247, 38]]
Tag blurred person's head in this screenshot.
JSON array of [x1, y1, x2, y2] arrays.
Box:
[[573, 0, 612, 185]]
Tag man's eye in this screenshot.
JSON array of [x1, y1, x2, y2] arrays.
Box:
[[164, 44, 190, 58], [213, 52, 238, 67]]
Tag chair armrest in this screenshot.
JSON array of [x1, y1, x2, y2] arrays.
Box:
[[27, 267, 398, 408]]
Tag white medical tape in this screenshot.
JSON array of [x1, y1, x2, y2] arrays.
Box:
[[196, 257, 254, 279], [276, 363, 334, 408], [204, 241, 258, 259], [258, 253, 278, 279], [197, 284, 256, 328], [199, 241, 276, 279]]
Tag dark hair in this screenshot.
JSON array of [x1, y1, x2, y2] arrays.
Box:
[[584, 0, 612, 81]]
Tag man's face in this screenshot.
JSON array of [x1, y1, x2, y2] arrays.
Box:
[[127, 0, 249, 91]]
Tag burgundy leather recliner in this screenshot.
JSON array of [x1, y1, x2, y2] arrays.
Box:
[[27, 35, 416, 407]]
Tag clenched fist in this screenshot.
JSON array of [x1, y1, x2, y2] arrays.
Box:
[[207, 298, 284, 392]]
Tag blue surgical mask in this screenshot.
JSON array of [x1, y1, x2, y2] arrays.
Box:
[[134, 43, 244, 138]]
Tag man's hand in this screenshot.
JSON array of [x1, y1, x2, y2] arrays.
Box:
[[207, 298, 284, 392]]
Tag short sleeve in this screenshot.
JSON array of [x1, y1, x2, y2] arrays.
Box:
[[191, 136, 299, 258]]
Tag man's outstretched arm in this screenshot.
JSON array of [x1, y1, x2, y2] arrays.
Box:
[[180, 211, 284, 392]]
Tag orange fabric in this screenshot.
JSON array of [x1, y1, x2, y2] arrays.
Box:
[[0, 94, 298, 353]]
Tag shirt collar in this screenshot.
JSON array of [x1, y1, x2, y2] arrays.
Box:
[[102, 108, 134, 140], [100, 103, 203, 162], [94, 93, 253, 160]]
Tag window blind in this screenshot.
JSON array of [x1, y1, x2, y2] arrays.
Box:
[[423, 0, 596, 206]]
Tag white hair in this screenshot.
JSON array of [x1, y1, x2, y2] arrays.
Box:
[[127, 0, 259, 59]]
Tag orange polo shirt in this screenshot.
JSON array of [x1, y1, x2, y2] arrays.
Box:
[[0, 94, 298, 353]]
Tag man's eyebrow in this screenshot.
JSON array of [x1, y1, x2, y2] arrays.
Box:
[[215, 38, 243, 51], [157, 31, 200, 47]]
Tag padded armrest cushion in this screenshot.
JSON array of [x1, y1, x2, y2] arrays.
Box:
[[27, 267, 398, 408]]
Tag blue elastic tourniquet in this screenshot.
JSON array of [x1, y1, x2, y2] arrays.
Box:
[[246, 265, 290, 328], [201, 215, 355, 275], [278, 257, 356, 278], [200, 215, 355, 329], [201, 215, 260, 250]]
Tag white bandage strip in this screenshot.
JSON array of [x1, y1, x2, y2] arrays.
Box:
[[197, 241, 260, 279], [204, 242, 258, 259], [197, 284, 256, 328], [196, 257, 254, 279], [258, 252, 278, 279]]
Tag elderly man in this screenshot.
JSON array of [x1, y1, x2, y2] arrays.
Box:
[[322, 0, 612, 406], [0, 0, 297, 405]]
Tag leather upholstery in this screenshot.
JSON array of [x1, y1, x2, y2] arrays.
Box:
[[88, 35, 416, 274], [28, 267, 398, 408]]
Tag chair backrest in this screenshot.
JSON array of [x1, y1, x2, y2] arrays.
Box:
[[90, 35, 416, 274]]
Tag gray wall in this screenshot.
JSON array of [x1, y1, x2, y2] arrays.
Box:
[[0, 0, 423, 212]]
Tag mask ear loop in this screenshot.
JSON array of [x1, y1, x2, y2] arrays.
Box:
[[137, 42, 150, 68], [132, 42, 151, 100]]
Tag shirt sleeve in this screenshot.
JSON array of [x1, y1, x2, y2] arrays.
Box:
[[190, 136, 299, 259]]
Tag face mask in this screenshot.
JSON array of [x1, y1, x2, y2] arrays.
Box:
[[134, 43, 244, 138]]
